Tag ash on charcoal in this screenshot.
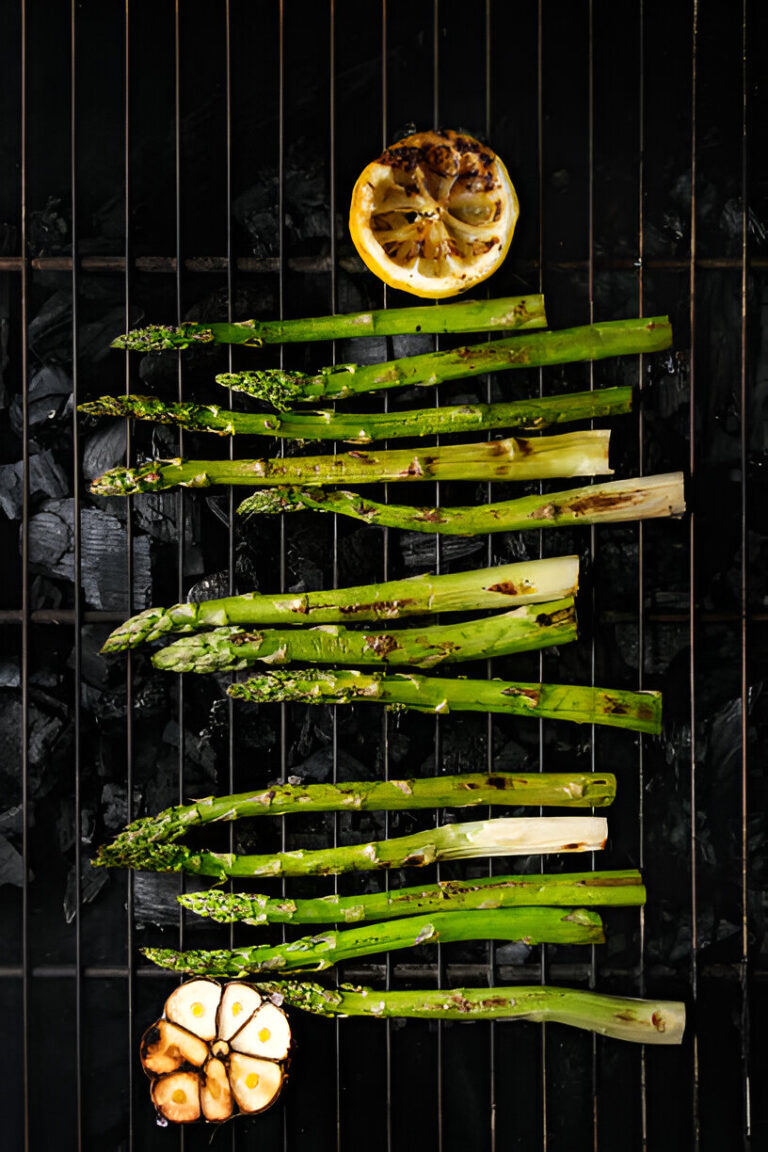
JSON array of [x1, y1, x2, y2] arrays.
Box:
[[493, 941, 532, 965], [9, 365, 72, 436], [26, 498, 152, 611], [0, 448, 69, 520]]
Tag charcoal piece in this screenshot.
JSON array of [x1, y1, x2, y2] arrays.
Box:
[[493, 737, 533, 773], [29, 575, 64, 611], [63, 858, 109, 924], [0, 835, 25, 887], [27, 498, 152, 611], [133, 873, 188, 930], [82, 421, 127, 480], [0, 693, 73, 801], [9, 365, 73, 436], [0, 661, 19, 689], [28, 197, 69, 256], [0, 807, 23, 835], [399, 532, 485, 568], [132, 492, 182, 543], [338, 527, 386, 587], [100, 783, 143, 833], [0, 449, 69, 520], [28, 284, 143, 367], [289, 745, 370, 783], [186, 570, 231, 604]]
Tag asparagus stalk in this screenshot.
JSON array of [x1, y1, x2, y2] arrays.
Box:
[[100, 556, 580, 653], [228, 669, 662, 734], [179, 870, 644, 927], [95, 815, 608, 879], [109, 295, 548, 350], [239, 472, 685, 536], [89, 429, 612, 497], [77, 386, 632, 443], [97, 773, 615, 868], [215, 317, 671, 408], [255, 982, 685, 1045], [151, 599, 577, 675], [143, 906, 605, 977]]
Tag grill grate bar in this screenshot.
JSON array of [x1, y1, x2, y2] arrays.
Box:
[[637, 0, 648, 1145], [739, 0, 751, 1140], [688, 2, 701, 1147], [19, 0, 30, 1145], [69, 2, 85, 1148]]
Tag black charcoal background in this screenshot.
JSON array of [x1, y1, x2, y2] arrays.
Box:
[[0, 1, 766, 1150]]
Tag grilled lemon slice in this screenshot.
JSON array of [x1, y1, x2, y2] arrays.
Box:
[[349, 129, 518, 299]]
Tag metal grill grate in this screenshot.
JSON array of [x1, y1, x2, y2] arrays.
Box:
[[0, 1, 765, 1149]]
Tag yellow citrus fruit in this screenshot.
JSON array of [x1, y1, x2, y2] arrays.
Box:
[[349, 129, 519, 299]]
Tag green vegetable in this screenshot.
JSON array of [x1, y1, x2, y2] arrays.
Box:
[[89, 429, 612, 497], [95, 815, 608, 879], [179, 870, 644, 927], [143, 907, 605, 976], [239, 472, 686, 535], [150, 599, 577, 675], [110, 295, 547, 350], [228, 668, 662, 734], [77, 385, 631, 443], [254, 981, 685, 1045]]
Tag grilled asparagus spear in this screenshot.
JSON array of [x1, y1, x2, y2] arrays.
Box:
[[228, 669, 662, 734], [77, 385, 631, 443], [179, 871, 644, 927], [240, 472, 685, 534], [95, 815, 608, 879], [150, 599, 577, 675], [89, 429, 612, 497], [143, 907, 606, 977], [110, 295, 547, 350], [255, 981, 685, 1045]]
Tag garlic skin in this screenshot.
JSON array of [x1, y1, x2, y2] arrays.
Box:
[[140, 978, 291, 1125]]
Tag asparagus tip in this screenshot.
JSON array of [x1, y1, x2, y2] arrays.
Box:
[[110, 322, 217, 351], [216, 370, 310, 411]]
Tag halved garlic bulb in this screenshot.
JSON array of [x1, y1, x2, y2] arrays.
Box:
[[140, 978, 291, 1125]]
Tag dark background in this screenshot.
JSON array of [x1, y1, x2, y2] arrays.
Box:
[[0, 1, 766, 1149]]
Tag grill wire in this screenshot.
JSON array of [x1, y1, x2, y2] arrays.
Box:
[[0, 0, 764, 1149]]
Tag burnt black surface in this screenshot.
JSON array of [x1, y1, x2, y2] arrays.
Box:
[[1, 0, 767, 1149]]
